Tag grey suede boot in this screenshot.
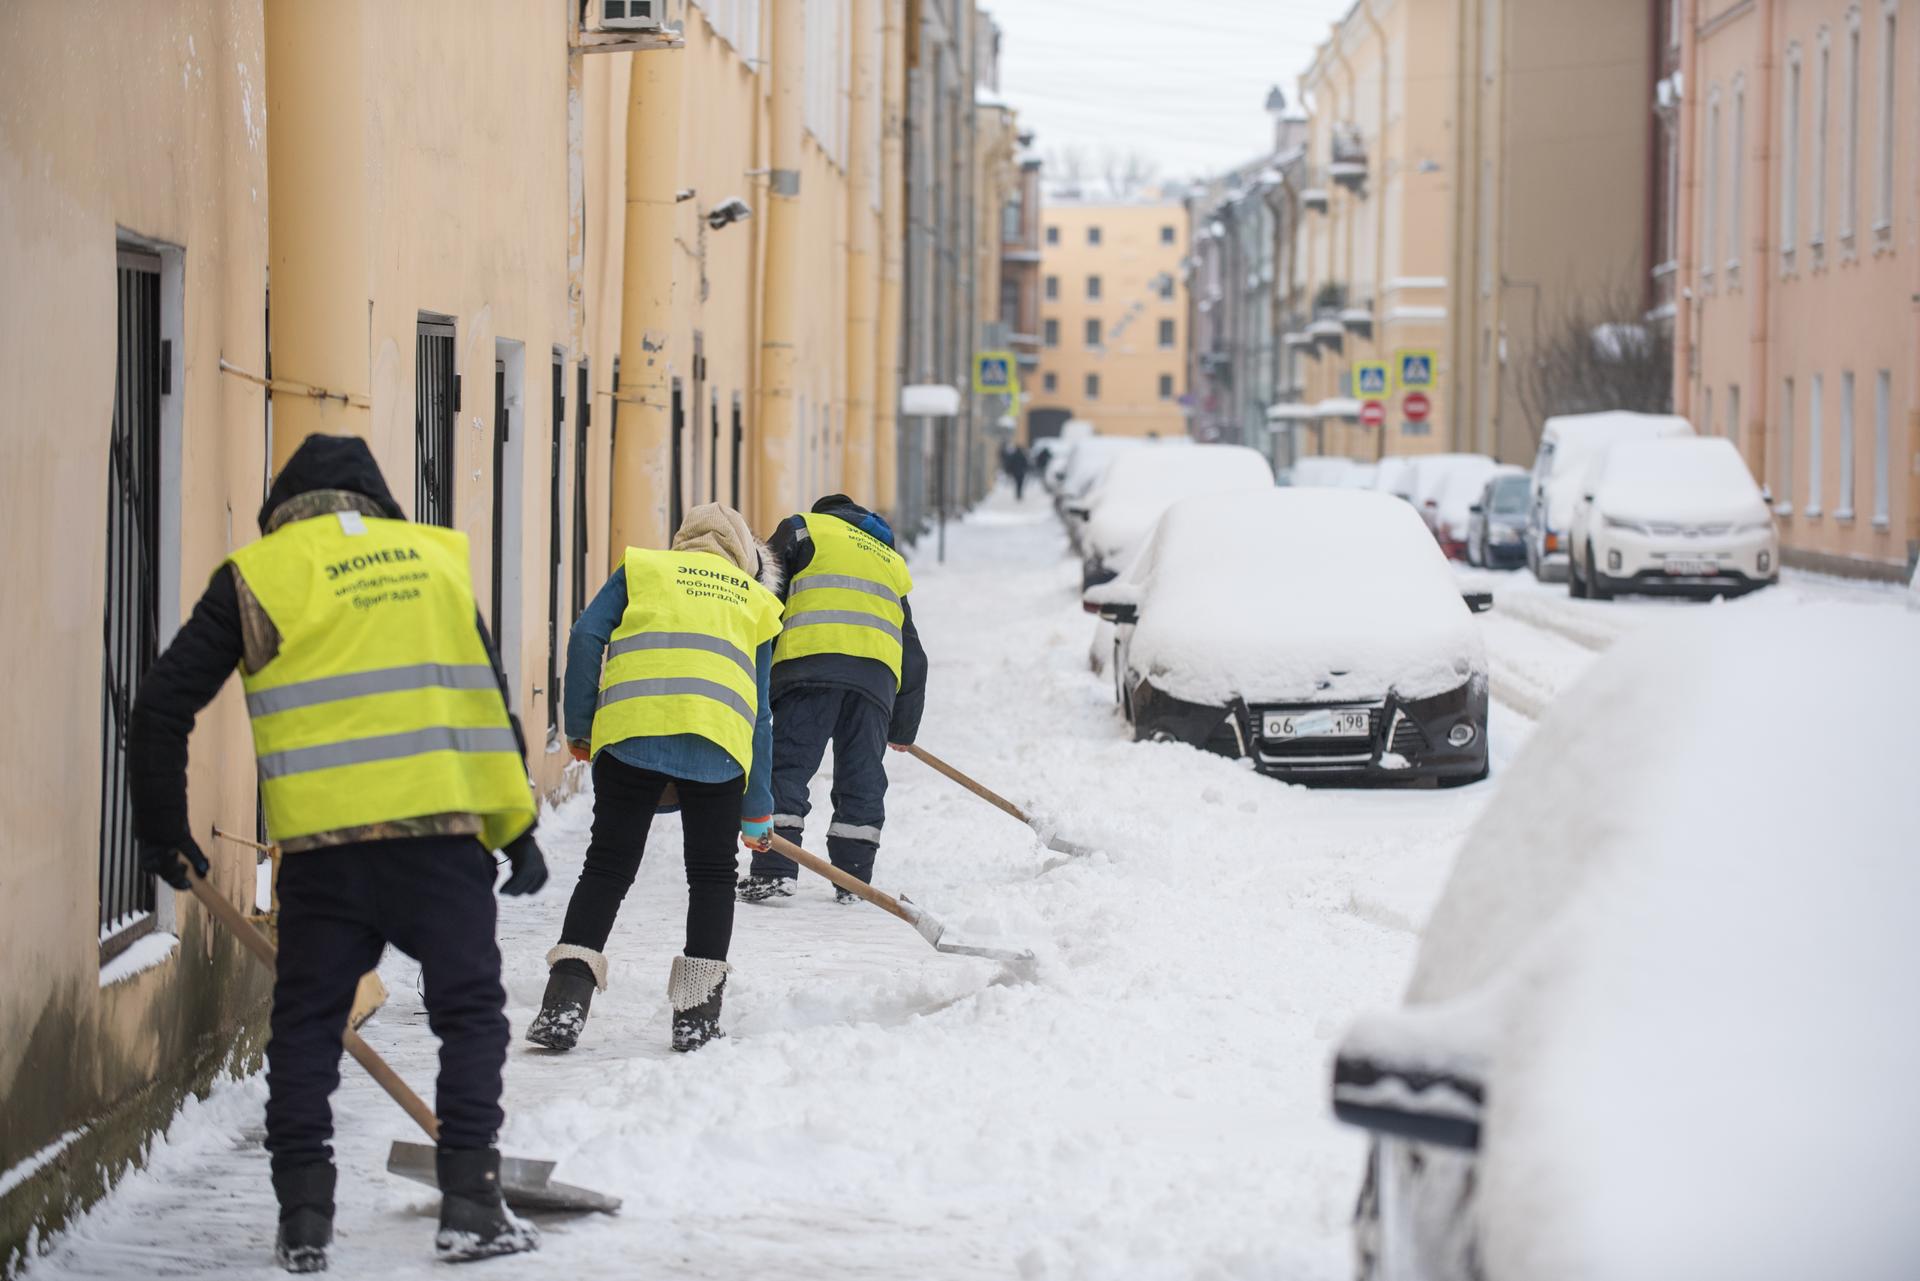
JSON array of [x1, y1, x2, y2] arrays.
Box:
[[669, 955, 731, 1052]]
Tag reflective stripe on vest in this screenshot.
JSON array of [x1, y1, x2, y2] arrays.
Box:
[[228, 513, 535, 850], [774, 513, 914, 684], [589, 547, 785, 771]]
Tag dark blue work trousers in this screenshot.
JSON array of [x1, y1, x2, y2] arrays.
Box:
[[754, 686, 890, 884]]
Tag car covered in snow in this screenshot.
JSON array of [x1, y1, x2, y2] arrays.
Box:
[[1408, 454, 1501, 560], [1084, 488, 1491, 785], [1524, 411, 1693, 580], [1073, 444, 1272, 590], [1281, 456, 1358, 488], [1566, 436, 1777, 599], [1330, 609, 1920, 1281], [1464, 466, 1531, 568], [1371, 455, 1418, 502], [1053, 435, 1150, 550]]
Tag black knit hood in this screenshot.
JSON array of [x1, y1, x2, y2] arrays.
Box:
[[259, 435, 405, 533]]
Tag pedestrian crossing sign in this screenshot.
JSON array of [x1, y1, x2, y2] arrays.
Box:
[[974, 351, 1018, 395], [1354, 361, 1390, 397], [1397, 349, 1436, 390]]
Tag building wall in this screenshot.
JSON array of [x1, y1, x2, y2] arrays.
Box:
[[1032, 202, 1188, 438], [1002, 156, 1045, 426], [1680, 0, 1918, 577]]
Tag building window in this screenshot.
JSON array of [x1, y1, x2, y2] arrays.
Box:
[[1731, 80, 1749, 278], [1085, 317, 1102, 347], [1158, 318, 1176, 348], [1085, 372, 1100, 399], [1874, 2, 1896, 243], [1087, 274, 1102, 300], [1158, 373, 1175, 399], [546, 351, 564, 739], [1045, 225, 1059, 245], [1781, 46, 1801, 268], [1806, 372, 1824, 515], [572, 360, 590, 620], [1812, 32, 1831, 252], [1703, 91, 1721, 283], [1872, 369, 1891, 525], [1158, 275, 1175, 300], [1045, 274, 1059, 300], [1043, 371, 1057, 392], [1002, 191, 1024, 242], [1777, 377, 1795, 513], [1838, 370, 1857, 517], [1087, 225, 1102, 246], [1728, 383, 1741, 441], [1844, 10, 1862, 247], [415, 316, 457, 527], [1044, 318, 1060, 347], [100, 246, 166, 956], [1160, 224, 1176, 244]]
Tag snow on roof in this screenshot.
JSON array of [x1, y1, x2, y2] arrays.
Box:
[[1266, 402, 1319, 420], [1083, 445, 1272, 566], [1115, 488, 1482, 706], [1592, 436, 1767, 525], [1400, 607, 1920, 1278], [1315, 396, 1362, 417]]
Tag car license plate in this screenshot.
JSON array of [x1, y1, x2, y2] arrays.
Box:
[[1265, 709, 1370, 739], [1663, 558, 1720, 575]]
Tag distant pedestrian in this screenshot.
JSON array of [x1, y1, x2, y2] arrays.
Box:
[[127, 435, 546, 1271], [1001, 443, 1031, 499], [737, 494, 927, 903], [528, 503, 784, 1054]]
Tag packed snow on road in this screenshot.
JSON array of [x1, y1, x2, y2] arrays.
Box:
[[23, 486, 1916, 1280]]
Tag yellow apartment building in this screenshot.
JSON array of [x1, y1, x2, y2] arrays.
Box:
[[1031, 202, 1189, 439]]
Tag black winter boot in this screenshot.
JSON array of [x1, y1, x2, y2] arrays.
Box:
[[271, 1162, 335, 1274], [434, 1147, 539, 1263], [669, 954, 730, 1052], [736, 874, 794, 903], [525, 949, 603, 1051]]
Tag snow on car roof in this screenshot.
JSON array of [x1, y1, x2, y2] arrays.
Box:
[[1118, 488, 1483, 705], [1591, 435, 1767, 523], [1407, 454, 1496, 509], [1057, 435, 1150, 495], [1537, 413, 1695, 527], [1081, 445, 1272, 564], [1400, 608, 1920, 1279]]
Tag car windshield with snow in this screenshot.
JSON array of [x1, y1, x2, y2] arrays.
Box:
[[1085, 488, 1490, 785], [1075, 444, 1272, 589]]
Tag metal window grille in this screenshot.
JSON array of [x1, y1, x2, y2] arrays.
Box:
[[546, 354, 564, 738], [572, 362, 590, 621], [490, 359, 508, 636], [730, 393, 743, 507], [709, 390, 721, 503], [415, 318, 456, 527], [100, 249, 162, 955], [670, 379, 685, 532]]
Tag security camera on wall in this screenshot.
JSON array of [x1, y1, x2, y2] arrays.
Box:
[[706, 198, 753, 231]]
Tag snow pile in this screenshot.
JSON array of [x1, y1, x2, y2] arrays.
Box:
[[1080, 444, 1272, 569], [1534, 411, 1693, 533], [1113, 488, 1484, 705], [1590, 436, 1767, 525], [1400, 607, 1920, 1280]]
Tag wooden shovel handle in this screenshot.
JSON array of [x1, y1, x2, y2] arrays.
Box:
[[904, 744, 1033, 826], [767, 834, 912, 924], [185, 866, 441, 1141]]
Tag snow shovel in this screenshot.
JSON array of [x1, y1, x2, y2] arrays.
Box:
[[767, 834, 1036, 972], [903, 744, 1097, 858], [181, 861, 621, 1215]]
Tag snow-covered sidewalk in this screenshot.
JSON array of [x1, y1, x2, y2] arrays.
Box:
[[33, 488, 1542, 1280]]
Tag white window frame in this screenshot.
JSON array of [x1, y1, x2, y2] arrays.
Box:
[[1703, 89, 1722, 286], [1873, 0, 1897, 248], [1806, 372, 1824, 516], [1843, 8, 1863, 252], [1872, 369, 1891, 526], [1837, 370, 1857, 518], [1728, 382, 1742, 443], [1703, 386, 1714, 441], [1729, 76, 1747, 286], [1777, 376, 1795, 514], [1812, 31, 1831, 258], [1782, 44, 1802, 272]]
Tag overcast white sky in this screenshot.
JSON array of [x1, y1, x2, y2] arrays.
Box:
[[986, 0, 1355, 185]]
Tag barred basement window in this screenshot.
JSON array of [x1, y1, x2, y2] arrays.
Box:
[[415, 316, 457, 528], [100, 248, 163, 958]]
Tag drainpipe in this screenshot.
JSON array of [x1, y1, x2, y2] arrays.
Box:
[[1361, 1, 1392, 446], [1909, 21, 1920, 571], [1674, 0, 1699, 420], [755, 0, 805, 534], [844, 0, 880, 503], [609, 45, 684, 553], [1747, 0, 1774, 486], [875, 0, 907, 519], [263, 0, 370, 467]]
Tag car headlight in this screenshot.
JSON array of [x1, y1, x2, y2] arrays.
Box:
[[1603, 515, 1650, 535], [1491, 526, 1521, 543]]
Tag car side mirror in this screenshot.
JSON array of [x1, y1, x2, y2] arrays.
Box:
[[1468, 502, 1483, 515], [1582, 491, 1595, 503], [1067, 504, 1091, 519], [1759, 485, 1773, 505], [1083, 581, 1139, 624], [1332, 1007, 1488, 1153], [1462, 592, 1494, 614]]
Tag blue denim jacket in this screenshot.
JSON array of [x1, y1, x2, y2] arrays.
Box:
[[564, 567, 775, 819]]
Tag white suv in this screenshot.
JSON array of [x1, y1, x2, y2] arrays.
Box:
[[1568, 436, 1778, 599]]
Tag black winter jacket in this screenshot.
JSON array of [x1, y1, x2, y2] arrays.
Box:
[[768, 496, 928, 744]]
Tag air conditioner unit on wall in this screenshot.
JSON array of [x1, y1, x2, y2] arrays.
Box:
[[595, 0, 679, 31]]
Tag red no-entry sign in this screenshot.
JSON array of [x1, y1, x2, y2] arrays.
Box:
[[1403, 391, 1432, 422], [1360, 400, 1387, 428]]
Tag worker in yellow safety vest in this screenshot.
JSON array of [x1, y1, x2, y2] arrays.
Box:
[[128, 436, 545, 1272], [527, 503, 784, 1054]]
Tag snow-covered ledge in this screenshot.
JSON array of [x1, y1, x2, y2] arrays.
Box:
[[99, 931, 179, 989]]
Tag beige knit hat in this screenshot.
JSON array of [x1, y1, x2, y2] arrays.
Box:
[[672, 502, 782, 591]]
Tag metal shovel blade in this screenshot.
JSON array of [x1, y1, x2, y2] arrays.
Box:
[[898, 896, 1039, 975], [1032, 823, 1097, 859], [386, 1141, 622, 1214]]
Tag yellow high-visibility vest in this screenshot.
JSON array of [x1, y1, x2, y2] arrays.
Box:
[[227, 511, 536, 851], [773, 513, 913, 684], [590, 547, 785, 772]]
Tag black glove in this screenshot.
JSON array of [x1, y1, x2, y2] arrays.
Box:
[[139, 833, 210, 892], [499, 831, 548, 896]]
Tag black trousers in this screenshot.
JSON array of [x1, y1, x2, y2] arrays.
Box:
[[558, 753, 745, 962], [755, 686, 890, 884], [266, 836, 506, 1172]]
